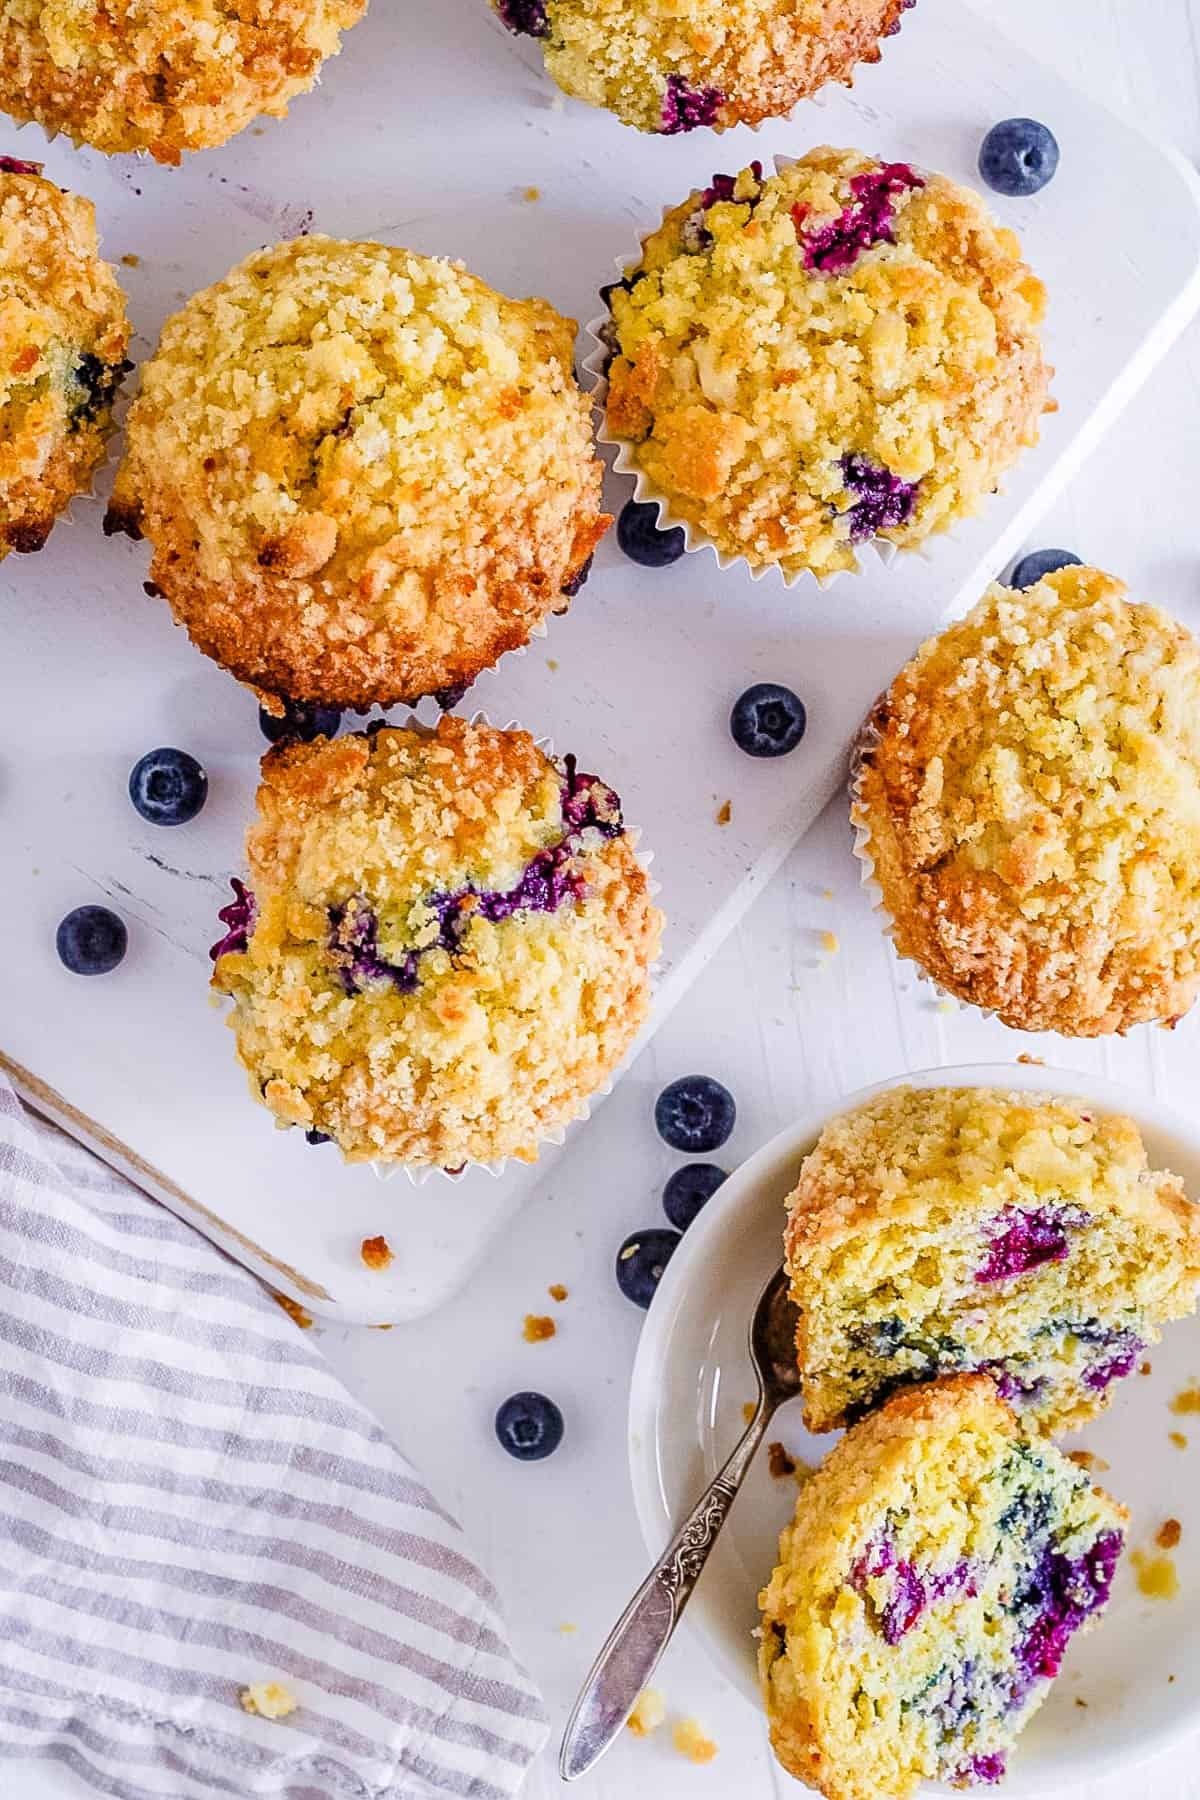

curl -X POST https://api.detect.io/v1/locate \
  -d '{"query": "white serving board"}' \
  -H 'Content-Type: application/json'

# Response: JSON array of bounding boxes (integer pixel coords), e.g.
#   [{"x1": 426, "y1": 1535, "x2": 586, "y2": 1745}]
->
[{"x1": 3, "y1": 0, "x2": 1200, "y2": 1322}]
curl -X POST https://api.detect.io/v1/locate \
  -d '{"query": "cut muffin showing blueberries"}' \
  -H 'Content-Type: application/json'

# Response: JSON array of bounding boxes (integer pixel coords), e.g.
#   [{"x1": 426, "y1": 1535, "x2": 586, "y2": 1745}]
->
[
  {"x1": 491, "y1": 0, "x2": 917, "y2": 136},
  {"x1": 784, "y1": 1086, "x2": 1200, "y2": 1436},
  {"x1": 0, "y1": 159, "x2": 130, "y2": 560},
  {"x1": 601, "y1": 148, "x2": 1050, "y2": 580},
  {"x1": 106, "y1": 236, "x2": 610, "y2": 712},
  {"x1": 758, "y1": 1375, "x2": 1126, "y2": 1800},
  {"x1": 210, "y1": 716, "x2": 662, "y2": 1169}
]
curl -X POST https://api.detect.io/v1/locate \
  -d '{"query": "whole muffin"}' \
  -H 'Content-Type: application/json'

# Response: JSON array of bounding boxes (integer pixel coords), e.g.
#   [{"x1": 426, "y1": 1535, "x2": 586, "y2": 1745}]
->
[
  {"x1": 0, "y1": 157, "x2": 129, "y2": 558},
  {"x1": 210, "y1": 717, "x2": 662, "y2": 1168},
  {"x1": 602, "y1": 148, "x2": 1049, "y2": 579},
  {"x1": 785, "y1": 1085, "x2": 1200, "y2": 1436},
  {"x1": 758, "y1": 1376, "x2": 1126, "y2": 1800},
  {"x1": 492, "y1": 0, "x2": 916, "y2": 135},
  {"x1": 854, "y1": 565, "x2": 1200, "y2": 1033},
  {"x1": 107, "y1": 237, "x2": 609, "y2": 711},
  {"x1": 0, "y1": 0, "x2": 365, "y2": 163}
]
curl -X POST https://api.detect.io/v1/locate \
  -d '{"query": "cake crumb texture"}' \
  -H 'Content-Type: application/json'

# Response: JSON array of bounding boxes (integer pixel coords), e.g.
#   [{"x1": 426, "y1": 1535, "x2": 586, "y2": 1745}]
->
[
  {"x1": 627, "y1": 1688, "x2": 666, "y2": 1736},
  {"x1": 240, "y1": 1681, "x2": 298, "y2": 1720},
  {"x1": 360, "y1": 1234, "x2": 393, "y2": 1270}
]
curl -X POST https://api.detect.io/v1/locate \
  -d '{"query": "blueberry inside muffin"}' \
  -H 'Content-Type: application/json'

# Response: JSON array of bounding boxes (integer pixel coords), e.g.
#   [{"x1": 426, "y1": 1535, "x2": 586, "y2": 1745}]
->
[
  {"x1": 210, "y1": 717, "x2": 662, "y2": 1168},
  {"x1": 785, "y1": 1086, "x2": 1200, "y2": 1435},
  {"x1": 758, "y1": 1376, "x2": 1126, "y2": 1800}
]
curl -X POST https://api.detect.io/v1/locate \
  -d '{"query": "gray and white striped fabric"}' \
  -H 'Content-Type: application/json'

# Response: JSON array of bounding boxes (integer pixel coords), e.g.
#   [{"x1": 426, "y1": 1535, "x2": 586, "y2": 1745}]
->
[{"x1": 0, "y1": 1076, "x2": 548, "y2": 1800}]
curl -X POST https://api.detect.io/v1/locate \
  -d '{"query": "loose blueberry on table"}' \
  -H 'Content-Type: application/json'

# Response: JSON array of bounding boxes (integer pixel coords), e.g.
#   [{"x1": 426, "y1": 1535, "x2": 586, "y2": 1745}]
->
[
  {"x1": 655, "y1": 1075, "x2": 736, "y2": 1153},
  {"x1": 56, "y1": 905, "x2": 127, "y2": 976},
  {"x1": 1010, "y1": 547, "x2": 1082, "y2": 589},
  {"x1": 662, "y1": 1163, "x2": 727, "y2": 1232},
  {"x1": 730, "y1": 684, "x2": 807, "y2": 759},
  {"x1": 978, "y1": 119, "x2": 1060, "y2": 197},
  {"x1": 258, "y1": 699, "x2": 343, "y2": 744},
  {"x1": 495, "y1": 1391, "x2": 564, "y2": 1461},
  {"x1": 615, "y1": 1229, "x2": 682, "y2": 1309},
  {"x1": 616, "y1": 498, "x2": 686, "y2": 569},
  {"x1": 128, "y1": 747, "x2": 208, "y2": 826}
]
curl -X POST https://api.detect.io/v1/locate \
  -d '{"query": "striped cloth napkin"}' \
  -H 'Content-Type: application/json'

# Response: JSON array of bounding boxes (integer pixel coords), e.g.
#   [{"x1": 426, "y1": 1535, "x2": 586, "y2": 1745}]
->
[{"x1": 0, "y1": 1076, "x2": 548, "y2": 1799}]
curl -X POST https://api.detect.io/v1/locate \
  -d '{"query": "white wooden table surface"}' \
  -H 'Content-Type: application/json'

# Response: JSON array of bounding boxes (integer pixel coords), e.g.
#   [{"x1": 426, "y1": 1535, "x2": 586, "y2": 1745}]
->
[{"x1": 21, "y1": 3, "x2": 1200, "y2": 1798}]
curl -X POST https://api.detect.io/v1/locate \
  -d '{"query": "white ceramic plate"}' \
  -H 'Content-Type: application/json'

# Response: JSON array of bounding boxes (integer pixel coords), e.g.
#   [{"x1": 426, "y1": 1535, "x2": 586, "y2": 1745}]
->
[{"x1": 628, "y1": 1063, "x2": 1200, "y2": 1794}]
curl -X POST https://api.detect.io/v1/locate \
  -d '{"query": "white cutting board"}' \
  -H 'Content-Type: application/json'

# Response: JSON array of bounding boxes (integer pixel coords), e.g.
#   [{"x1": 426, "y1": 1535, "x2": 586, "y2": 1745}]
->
[{"x1": 3, "y1": 0, "x2": 1200, "y2": 1321}]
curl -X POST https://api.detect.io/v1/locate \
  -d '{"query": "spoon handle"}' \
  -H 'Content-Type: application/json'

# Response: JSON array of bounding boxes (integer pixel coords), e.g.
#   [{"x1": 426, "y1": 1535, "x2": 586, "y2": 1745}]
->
[{"x1": 558, "y1": 1404, "x2": 770, "y2": 1782}]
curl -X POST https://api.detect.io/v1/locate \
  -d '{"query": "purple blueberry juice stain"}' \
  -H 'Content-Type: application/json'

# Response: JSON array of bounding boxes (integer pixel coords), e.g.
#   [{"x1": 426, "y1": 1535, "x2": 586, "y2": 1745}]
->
[
  {"x1": 793, "y1": 162, "x2": 924, "y2": 274},
  {"x1": 0, "y1": 155, "x2": 43, "y2": 175},
  {"x1": 1012, "y1": 1529, "x2": 1122, "y2": 1693},
  {"x1": 328, "y1": 897, "x2": 420, "y2": 994},
  {"x1": 659, "y1": 74, "x2": 725, "y2": 135},
  {"x1": 496, "y1": 0, "x2": 549, "y2": 37},
  {"x1": 975, "y1": 1204, "x2": 1091, "y2": 1284},
  {"x1": 1075, "y1": 1322, "x2": 1143, "y2": 1391},
  {"x1": 838, "y1": 454, "x2": 919, "y2": 541},
  {"x1": 851, "y1": 1533, "x2": 976, "y2": 1644},
  {"x1": 955, "y1": 1753, "x2": 1007, "y2": 1786},
  {"x1": 209, "y1": 879, "x2": 257, "y2": 960}
]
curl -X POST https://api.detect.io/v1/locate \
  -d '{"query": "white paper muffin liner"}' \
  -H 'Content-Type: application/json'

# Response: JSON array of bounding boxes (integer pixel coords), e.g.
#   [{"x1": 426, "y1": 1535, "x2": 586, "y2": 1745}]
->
[{"x1": 581, "y1": 151, "x2": 992, "y2": 593}]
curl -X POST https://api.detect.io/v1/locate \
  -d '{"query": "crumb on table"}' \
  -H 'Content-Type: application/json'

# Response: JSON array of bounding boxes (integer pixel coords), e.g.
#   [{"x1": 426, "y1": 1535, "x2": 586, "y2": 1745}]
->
[
  {"x1": 360, "y1": 1234, "x2": 394, "y2": 1271},
  {"x1": 935, "y1": 998, "x2": 956, "y2": 1014},
  {"x1": 548, "y1": 1283, "x2": 569, "y2": 1303},
  {"x1": 627, "y1": 1688, "x2": 666, "y2": 1737},
  {"x1": 821, "y1": 930, "x2": 839, "y2": 956},
  {"x1": 557, "y1": 1621, "x2": 577, "y2": 1635},
  {"x1": 1066, "y1": 1449, "x2": 1110, "y2": 1473},
  {"x1": 1074, "y1": 1697, "x2": 1088, "y2": 1709},
  {"x1": 523, "y1": 1313, "x2": 556, "y2": 1343},
  {"x1": 767, "y1": 1442, "x2": 796, "y2": 1480},
  {"x1": 240, "y1": 1681, "x2": 297, "y2": 1720},
  {"x1": 672, "y1": 1717, "x2": 718, "y2": 1763},
  {"x1": 1157, "y1": 1518, "x2": 1183, "y2": 1550},
  {"x1": 1170, "y1": 1382, "x2": 1200, "y2": 1413},
  {"x1": 121, "y1": 252, "x2": 140, "y2": 267},
  {"x1": 1016, "y1": 1053, "x2": 1045, "y2": 1065},
  {"x1": 715, "y1": 800, "x2": 732, "y2": 826},
  {"x1": 1169, "y1": 1430, "x2": 1189, "y2": 1449},
  {"x1": 272, "y1": 1292, "x2": 313, "y2": 1329},
  {"x1": 523, "y1": 185, "x2": 541, "y2": 203},
  {"x1": 1140, "y1": 1359, "x2": 1153, "y2": 1377},
  {"x1": 742, "y1": 1401, "x2": 757, "y2": 1426},
  {"x1": 1132, "y1": 1550, "x2": 1180, "y2": 1600}
]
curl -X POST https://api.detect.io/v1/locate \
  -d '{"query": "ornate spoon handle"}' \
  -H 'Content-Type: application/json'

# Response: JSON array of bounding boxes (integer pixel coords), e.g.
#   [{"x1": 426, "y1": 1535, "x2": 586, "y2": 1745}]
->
[{"x1": 558, "y1": 1403, "x2": 771, "y2": 1782}]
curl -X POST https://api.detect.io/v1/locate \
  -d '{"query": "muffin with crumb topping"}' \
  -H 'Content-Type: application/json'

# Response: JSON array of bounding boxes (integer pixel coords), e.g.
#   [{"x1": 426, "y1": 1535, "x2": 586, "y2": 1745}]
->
[
  {"x1": 758, "y1": 1375, "x2": 1126, "y2": 1800},
  {"x1": 0, "y1": 0, "x2": 365, "y2": 162},
  {"x1": 601, "y1": 148, "x2": 1049, "y2": 580},
  {"x1": 210, "y1": 716, "x2": 662, "y2": 1169},
  {"x1": 107, "y1": 236, "x2": 609, "y2": 712},
  {"x1": 0, "y1": 157, "x2": 130, "y2": 558},
  {"x1": 853, "y1": 565, "x2": 1200, "y2": 1034},
  {"x1": 785, "y1": 1084, "x2": 1200, "y2": 1436},
  {"x1": 492, "y1": 0, "x2": 916, "y2": 135}
]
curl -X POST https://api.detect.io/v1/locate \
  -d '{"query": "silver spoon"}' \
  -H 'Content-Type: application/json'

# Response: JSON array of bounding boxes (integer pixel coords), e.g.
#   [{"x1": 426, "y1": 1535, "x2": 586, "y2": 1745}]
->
[{"x1": 559, "y1": 1265, "x2": 801, "y2": 1781}]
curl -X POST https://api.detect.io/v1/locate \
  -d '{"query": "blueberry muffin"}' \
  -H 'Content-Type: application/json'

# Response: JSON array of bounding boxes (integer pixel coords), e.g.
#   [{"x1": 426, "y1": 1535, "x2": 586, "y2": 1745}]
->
[
  {"x1": 602, "y1": 148, "x2": 1049, "y2": 579},
  {"x1": 758, "y1": 1375, "x2": 1126, "y2": 1800},
  {"x1": 210, "y1": 717, "x2": 662, "y2": 1168},
  {"x1": 0, "y1": 157, "x2": 129, "y2": 558},
  {"x1": 492, "y1": 0, "x2": 916, "y2": 135},
  {"x1": 853, "y1": 566, "x2": 1200, "y2": 1033},
  {"x1": 0, "y1": 0, "x2": 364, "y2": 163},
  {"x1": 785, "y1": 1086, "x2": 1200, "y2": 1436},
  {"x1": 107, "y1": 237, "x2": 609, "y2": 712}
]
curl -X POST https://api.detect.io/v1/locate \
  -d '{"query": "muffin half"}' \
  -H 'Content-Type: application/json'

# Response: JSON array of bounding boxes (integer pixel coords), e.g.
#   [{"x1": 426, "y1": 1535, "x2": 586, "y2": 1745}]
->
[{"x1": 107, "y1": 236, "x2": 609, "y2": 711}]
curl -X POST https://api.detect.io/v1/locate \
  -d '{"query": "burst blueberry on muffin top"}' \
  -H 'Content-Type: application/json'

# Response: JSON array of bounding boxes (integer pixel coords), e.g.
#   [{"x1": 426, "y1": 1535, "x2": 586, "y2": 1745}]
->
[
  {"x1": 758, "y1": 1375, "x2": 1126, "y2": 1800},
  {"x1": 853, "y1": 565, "x2": 1200, "y2": 1033},
  {"x1": 210, "y1": 717, "x2": 662, "y2": 1168},
  {"x1": 0, "y1": 160, "x2": 130, "y2": 558},
  {"x1": 106, "y1": 236, "x2": 609, "y2": 712},
  {"x1": 0, "y1": 0, "x2": 365, "y2": 162},
  {"x1": 491, "y1": 0, "x2": 917, "y2": 134},
  {"x1": 784, "y1": 1086, "x2": 1200, "y2": 1436},
  {"x1": 603, "y1": 148, "x2": 1049, "y2": 579}
]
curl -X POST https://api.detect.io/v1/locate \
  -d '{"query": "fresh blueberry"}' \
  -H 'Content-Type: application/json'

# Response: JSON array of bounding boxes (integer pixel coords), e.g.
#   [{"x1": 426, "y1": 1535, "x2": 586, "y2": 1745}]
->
[
  {"x1": 655, "y1": 1075, "x2": 736, "y2": 1153},
  {"x1": 616, "y1": 1228, "x2": 683, "y2": 1308},
  {"x1": 730, "y1": 684, "x2": 807, "y2": 758},
  {"x1": 258, "y1": 700, "x2": 343, "y2": 744},
  {"x1": 978, "y1": 119, "x2": 1060, "y2": 197},
  {"x1": 663, "y1": 1163, "x2": 727, "y2": 1231},
  {"x1": 56, "y1": 905, "x2": 127, "y2": 975},
  {"x1": 1009, "y1": 548, "x2": 1082, "y2": 590},
  {"x1": 128, "y1": 747, "x2": 208, "y2": 826},
  {"x1": 617, "y1": 499, "x2": 686, "y2": 569},
  {"x1": 495, "y1": 1391, "x2": 564, "y2": 1461},
  {"x1": 304, "y1": 1129, "x2": 332, "y2": 1146}
]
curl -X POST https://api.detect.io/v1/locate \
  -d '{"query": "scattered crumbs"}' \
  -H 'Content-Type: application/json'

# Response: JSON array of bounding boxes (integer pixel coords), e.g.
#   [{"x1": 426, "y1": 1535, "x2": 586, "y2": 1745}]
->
[
  {"x1": 1169, "y1": 1430, "x2": 1189, "y2": 1450},
  {"x1": 523, "y1": 1313, "x2": 556, "y2": 1343},
  {"x1": 369, "y1": 1323, "x2": 393, "y2": 1331},
  {"x1": 672, "y1": 1718, "x2": 718, "y2": 1764},
  {"x1": 548, "y1": 1283, "x2": 569, "y2": 1303},
  {"x1": 273, "y1": 1292, "x2": 313, "y2": 1330},
  {"x1": 935, "y1": 998, "x2": 956, "y2": 1014},
  {"x1": 360, "y1": 1234, "x2": 394, "y2": 1271},
  {"x1": 1074, "y1": 1697, "x2": 1088, "y2": 1710},
  {"x1": 522, "y1": 185, "x2": 541, "y2": 203},
  {"x1": 1066, "y1": 1449, "x2": 1110, "y2": 1474},
  {"x1": 546, "y1": 657, "x2": 559, "y2": 671},
  {"x1": 715, "y1": 799, "x2": 732, "y2": 826},
  {"x1": 821, "y1": 930, "x2": 840, "y2": 956},
  {"x1": 557, "y1": 1622, "x2": 577, "y2": 1636},
  {"x1": 240, "y1": 1681, "x2": 297, "y2": 1720},
  {"x1": 1156, "y1": 1518, "x2": 1183, "y2": 1551},
  {"x1": 1169, "y1": 1674, "x2": 1177, "y2": 1683},
  {"x1": 1131, "y1": 1550, "x2": 1180, "y2": 1600},
  {"x1": 121, "y1": 252, "x2": 140, "y2": 267},
  {"x1": 767, "y1": 1442, "x2": 796, "y2": 1480},
  {"x1": 627, "y1": 1689, "x2": 666, "y2": 1737},
  {"x1": 821, "y1": 887, "x2": 834, "y2": 901},
  {"x1": 1016, "y1": 1052, "x2": 1045, "y2": 1065},
  {"x1": 742, "y1": 1401, "x2": 757, "y2": 1426},
  {"x1": 1170, "y1": 1383, "x2": 1200, "y2": 1414},
  {"x1": 1139, "y1": 1360, "x2": 1153, "y2": 1377}
]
